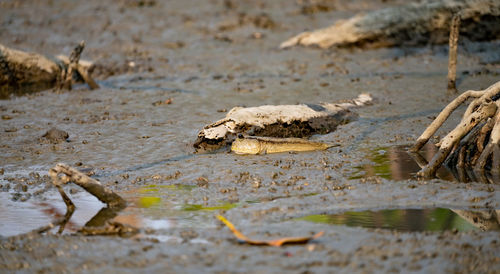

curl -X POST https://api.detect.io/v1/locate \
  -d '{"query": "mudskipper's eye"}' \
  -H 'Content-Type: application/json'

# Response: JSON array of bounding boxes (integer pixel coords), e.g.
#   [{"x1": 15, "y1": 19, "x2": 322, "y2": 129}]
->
[{"x1": 238, "y1": 134, "x2": 244, "y2": 139}]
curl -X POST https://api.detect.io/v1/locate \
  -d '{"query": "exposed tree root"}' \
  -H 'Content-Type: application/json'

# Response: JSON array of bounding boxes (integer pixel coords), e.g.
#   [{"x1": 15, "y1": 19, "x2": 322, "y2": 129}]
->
[
  {"x1": 0, "y1": 41, "x2": 98, "y2": 98},
  {"x1": 412, "y1": 81, "x2": 500, "y2": 178},
  {"x1": 280, "y1": 0, "x2": 500, "y2": 49}
]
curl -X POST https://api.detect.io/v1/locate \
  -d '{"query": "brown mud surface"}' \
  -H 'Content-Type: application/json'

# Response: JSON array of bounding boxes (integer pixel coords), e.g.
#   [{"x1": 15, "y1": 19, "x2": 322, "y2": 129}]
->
[{"x1": 1, "y1": 0, "x2": 500, "y2": 273}]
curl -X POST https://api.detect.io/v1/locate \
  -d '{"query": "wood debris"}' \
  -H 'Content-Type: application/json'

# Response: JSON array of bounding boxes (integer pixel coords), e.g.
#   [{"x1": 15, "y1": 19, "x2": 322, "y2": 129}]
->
[
  {"x1": 0, "y1": 41, "x2": 98, "y2": 98},
  {"x1": 280, "y1": 0, "x2": 500, "y2": 49},
  {"x1": 194, "y1": 93, "x2": 372, "y2": 152}
]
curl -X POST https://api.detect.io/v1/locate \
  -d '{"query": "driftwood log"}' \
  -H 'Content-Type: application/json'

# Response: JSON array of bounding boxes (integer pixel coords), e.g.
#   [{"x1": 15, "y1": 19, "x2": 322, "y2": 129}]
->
[
  {"x1": 280, "y1": 0, "x2": 500, "y2": 49},
  {"x1": 194, "y1": 93, "x2": 372, "y2": 152},
  {"x1": 412, "y1": 81, "x2": 500, "y2": 177},
  {"x1": 0, "y1": 42, "x2": 98, "y2": 98}
]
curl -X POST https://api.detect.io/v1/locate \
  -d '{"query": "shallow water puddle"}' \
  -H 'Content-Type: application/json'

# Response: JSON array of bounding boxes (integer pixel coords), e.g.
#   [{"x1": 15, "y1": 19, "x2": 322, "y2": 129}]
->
[
  {"x1": 296, "y1": 208, "x2": 500, "y2": 232},
  {"x1": 349, "y1": 144, "x2": 456, "y2": 181},
  {"x1": 0, "y1": 183, "x2": 224, "y2": 237},
  {"x1": 0, "y1": 191, "x2": 104, "y2": 237}
]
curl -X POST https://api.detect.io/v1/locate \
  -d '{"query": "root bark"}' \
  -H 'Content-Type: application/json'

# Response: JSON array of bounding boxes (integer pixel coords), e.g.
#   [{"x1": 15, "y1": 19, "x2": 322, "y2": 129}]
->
[{"x1": 413, "y1": 81, "x2": 500, "y2": 178}]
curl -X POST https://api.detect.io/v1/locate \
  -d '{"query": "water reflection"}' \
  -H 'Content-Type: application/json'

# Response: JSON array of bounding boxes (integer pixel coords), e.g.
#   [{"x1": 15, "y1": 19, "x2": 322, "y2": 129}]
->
[
  {"x1": 350, "y1": 144, "x2": 497, "y2": 183},
  {"x1": 296, "y1": 208, "x2": 500, "y2": 232}
]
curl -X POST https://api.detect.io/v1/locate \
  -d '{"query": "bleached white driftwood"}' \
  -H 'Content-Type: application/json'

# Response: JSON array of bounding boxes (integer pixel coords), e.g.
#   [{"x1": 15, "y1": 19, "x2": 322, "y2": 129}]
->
[
  {"x1": 280, "y1": 0, "x2": 500, "y2": 49},
  {"x1": 194, "y1": 93, "x2": 372, "y2": 151}
]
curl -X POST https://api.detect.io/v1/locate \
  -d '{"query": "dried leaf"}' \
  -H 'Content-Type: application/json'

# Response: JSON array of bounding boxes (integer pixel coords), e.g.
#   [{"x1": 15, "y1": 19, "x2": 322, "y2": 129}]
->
[{"x1": 216, "y1": 215, "x2": 324, "y2": 246}]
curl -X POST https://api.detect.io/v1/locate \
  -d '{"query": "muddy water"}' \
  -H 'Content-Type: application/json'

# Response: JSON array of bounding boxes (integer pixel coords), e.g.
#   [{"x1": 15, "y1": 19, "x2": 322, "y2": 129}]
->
[{"x1": 1, "y1": 0, "x2": 500, "y2": 272}]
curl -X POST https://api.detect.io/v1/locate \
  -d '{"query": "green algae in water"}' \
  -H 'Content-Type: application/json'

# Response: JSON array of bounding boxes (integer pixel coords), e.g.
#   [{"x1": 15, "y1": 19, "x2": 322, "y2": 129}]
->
[
  {"x1": 296, "y1": 208, "x2": 491, "y2": 232},
  {"x1": 138, "y1": 196, "x2": 162, "y2": 208}
]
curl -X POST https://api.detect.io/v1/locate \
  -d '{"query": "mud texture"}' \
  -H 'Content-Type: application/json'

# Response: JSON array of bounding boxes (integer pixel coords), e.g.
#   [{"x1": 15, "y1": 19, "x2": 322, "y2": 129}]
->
[{"x1": 1, "y1": 0, "x2": 500, "y2": 273}]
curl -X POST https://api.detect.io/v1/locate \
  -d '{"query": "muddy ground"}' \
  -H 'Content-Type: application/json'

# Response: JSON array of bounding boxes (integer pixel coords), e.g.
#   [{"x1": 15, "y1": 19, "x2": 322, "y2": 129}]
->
[{"x1": 1, "y1": 0, "x2": 500, "y2": 273}]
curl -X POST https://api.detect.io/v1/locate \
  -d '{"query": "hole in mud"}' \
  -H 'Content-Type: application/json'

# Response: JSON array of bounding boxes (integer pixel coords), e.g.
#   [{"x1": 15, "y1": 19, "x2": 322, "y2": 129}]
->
[
  {"x1": 349, "y1": 144, "x2": 492, "y2": 183},
  {"x1": 296, "y1": 208, "x2": 500, "y2": 232}
]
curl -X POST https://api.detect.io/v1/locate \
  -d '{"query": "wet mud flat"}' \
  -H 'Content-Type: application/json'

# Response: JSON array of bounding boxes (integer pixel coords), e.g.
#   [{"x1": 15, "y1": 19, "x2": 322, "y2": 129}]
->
[{"x1": 1, "y1": 0, "x2": 500, "y2": 273}]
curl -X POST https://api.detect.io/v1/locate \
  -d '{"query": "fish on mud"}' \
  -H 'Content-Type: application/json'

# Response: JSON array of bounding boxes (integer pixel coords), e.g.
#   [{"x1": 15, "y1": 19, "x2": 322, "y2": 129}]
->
[
  {"x1": 194, "y1": 93, "x2": 373, "y2": 152},
  {"x1": 231, "y1": 135, "x2": 337, "y2": 155}
]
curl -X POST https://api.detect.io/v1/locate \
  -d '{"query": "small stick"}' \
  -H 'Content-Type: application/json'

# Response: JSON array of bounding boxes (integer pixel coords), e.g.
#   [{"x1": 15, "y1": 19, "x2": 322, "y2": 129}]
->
[
  {"x1": 60, "y1": 41, "x2": 85, "y2": 90},
  {"x1": 76, "y1": 64, "x2": 99, "y2": 89},
  {"x1": 447, "y1": 14, "x2": 460, "y2": 94}
]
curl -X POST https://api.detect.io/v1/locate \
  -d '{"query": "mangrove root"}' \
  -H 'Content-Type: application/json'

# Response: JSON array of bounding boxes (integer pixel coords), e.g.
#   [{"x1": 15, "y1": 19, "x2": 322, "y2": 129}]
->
[
  {"x1": 0, "y1": 41, "x2": 98, "y2": 98},
  {"x1": 412, "y1": 81, "x2": 500, "y2": 178},
  {"x1": 194, "y1": 93, "x2": 372, "y2": 152},
  {"x1": 280, "y1": 0, "x2": 500, "y2": 49}
]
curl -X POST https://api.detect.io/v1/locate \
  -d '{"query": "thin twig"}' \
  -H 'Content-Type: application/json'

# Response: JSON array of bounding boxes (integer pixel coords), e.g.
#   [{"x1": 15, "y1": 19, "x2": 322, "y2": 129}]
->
[{"x1": 447, "y1": 14, "x2": 460, "y2": 94}]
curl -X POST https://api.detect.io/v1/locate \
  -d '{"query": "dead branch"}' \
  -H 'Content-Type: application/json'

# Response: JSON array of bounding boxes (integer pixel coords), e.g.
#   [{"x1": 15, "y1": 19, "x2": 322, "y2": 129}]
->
[
  {"x1": 49, "y1": 163, "x2": 126, "y2": 208},
  {"x1": 281, "y1": 0, "x2": 500, "y2": 49},
  {"x1": 60, "y1": 41, "x2": 85, "y2": 90}
]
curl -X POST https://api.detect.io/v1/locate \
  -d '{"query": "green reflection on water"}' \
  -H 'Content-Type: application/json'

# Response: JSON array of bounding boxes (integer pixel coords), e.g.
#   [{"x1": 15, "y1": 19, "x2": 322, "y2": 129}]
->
[
  {"x1": 296, "y1": 208, "x2": 478, "y2": 232},
  {"x1": 182, "y1": 202, "x2": 238, "y2": 212},
  {"x1": 349, "y1": 147, "x2": 393, "y2": 180},
  {"x1": 139, "y1": 184, "x2": 197, "y2": 193}
]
